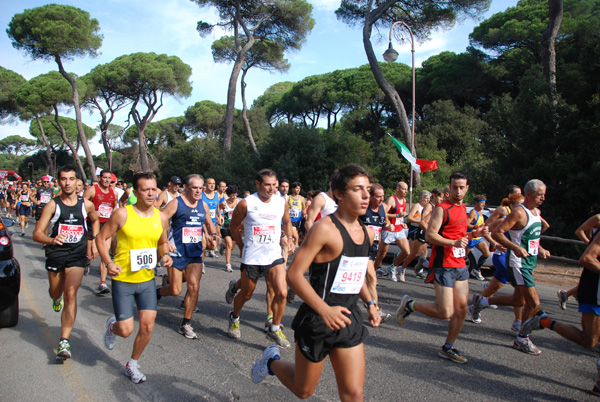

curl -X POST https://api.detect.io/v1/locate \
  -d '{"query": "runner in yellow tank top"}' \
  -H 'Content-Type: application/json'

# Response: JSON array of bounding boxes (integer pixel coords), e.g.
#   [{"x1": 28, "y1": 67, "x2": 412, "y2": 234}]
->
[{"x1": 96, "y1": 172, "x2": 173, "y2": 384}]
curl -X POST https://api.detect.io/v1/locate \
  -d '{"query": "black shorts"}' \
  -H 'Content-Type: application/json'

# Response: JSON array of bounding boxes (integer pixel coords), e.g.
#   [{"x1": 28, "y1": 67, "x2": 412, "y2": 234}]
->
[
  {"x1": 368, "y1": 241, "x2": 380, "y2": 261},
  {"x1": 46, "y1": 255, "x2": 88, "y2": 272},
  {"x1": 220, "y1": 227, "x2": 232, "y2": 238},
  {"x1": 292, "y1": 305, "x2": 368, "y2": 363},
  {"x1": 19, "y1": 204, "x2": 32, "y2": 217},
  {"x1": 241, "y1": 258, "x2": 285, "y2": 280},
  {"x1": 415, "y1": 228, "x2": 426, "y2": 244},
  {"x1": 407, "y1": 226, "x2": 420, "y2": 241},
  {"x1": 291, "y1": 220, "x2": 302, "y2": 229}
]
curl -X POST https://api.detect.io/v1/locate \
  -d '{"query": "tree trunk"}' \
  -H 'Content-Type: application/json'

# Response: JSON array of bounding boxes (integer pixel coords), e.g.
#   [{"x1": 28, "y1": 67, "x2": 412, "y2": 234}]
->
[
  {"x1": 541, "y1": 0, "x2": 563, "y2": 103},
  {"x1": 55, "y1": 56, "x2": 96, "y2": 181},
  {"x1": 94, "y1": 100, "x2": 113, "y2": 171},
  {"x1": 52, "y1": 106, "x2": 86, "y2": 181},
  {"x1": 240, "y1": 69, "x2": 259, "y2": 155},
  {"x1": 35, "y1": 116, "x2": 54, "y2": 177}
]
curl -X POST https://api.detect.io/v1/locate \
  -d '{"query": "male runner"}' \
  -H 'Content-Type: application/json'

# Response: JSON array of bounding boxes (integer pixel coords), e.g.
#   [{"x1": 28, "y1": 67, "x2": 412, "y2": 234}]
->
[
  {"x1": 98, "y1": 172, "x2": 172, "y2": 383},
  {"x1": 397, "y1": 172, "x2": 487, "y2": 364},
  {"x1": 226, "y1": 169, "x2": 295, "y2": 347},
  {"x1": 84, "y1": 170, "x2": 118, "y2": 295},
  {"x1": 35, "y1": 175, "x2": 54, "y2": 220},
  {"x1": 202, "y1": 177, "x2": 224, "y2": 258},
  {"x1": 359, "y1": 183, "x2": 392, "y2": 323},
  {"x1": 466, "y1": 195, "x2": 491, "y2": 281},
  {"x1": 32, "y1": 166, "x2": 100, "y2": 361},
  {"x1": 158, "y1": 174, "x2": 217, "y2": 339},
  {"x1": 278, "y1": 179, "x2": 290, "y2": 201},
  {"x1": 288, "y1": 182, "x2": 305, "y2": 248},
  {"x1": 304, "y1": 186, "x2": 337, "y2": 232},
  {"x1": 155, "y1": 176, "x2": 181, "y2": 209},
  {"x1": 16, "y1": 182, "x2": 34, "y2": 236},
  {"x1": 380, "y1": 181, "x2": 410, "y2": 282},
  {"x1": 400, "y1": 190, "x2": 431, "y2": 280},
  {"x1": 483, "y1": 179, "x2": 550, "y2": 355}
]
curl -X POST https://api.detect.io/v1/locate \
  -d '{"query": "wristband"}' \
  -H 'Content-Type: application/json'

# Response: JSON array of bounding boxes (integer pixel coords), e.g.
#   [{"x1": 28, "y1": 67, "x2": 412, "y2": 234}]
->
[{"x1": 364, "y1": 299, "x2": 377, "y2": 309}]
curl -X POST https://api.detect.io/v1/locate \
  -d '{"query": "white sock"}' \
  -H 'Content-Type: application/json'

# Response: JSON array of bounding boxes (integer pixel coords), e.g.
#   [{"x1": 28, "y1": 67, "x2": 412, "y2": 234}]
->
[
  {"x1": 270, "y1": 324, "x2": 281, "y2": 333},
  {"x1": 128, "y1": 358, "x2": 138, "y2": 367}
]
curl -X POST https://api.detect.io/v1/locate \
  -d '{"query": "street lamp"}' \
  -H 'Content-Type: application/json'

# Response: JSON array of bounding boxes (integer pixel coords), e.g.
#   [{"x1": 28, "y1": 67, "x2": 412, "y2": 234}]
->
[
  {"x1": 27, "y1": 162, "x2": 34, "y2": 180},
  {"x1": 50, "y1": 152, "x2": 56, "y2": 177},
  {"x1": 384, "y1": 21, "x2": 416, "y2": 209}
]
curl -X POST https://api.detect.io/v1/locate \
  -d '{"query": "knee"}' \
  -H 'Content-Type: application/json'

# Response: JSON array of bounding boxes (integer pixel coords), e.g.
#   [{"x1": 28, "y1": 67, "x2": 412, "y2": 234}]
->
[
  {"x1": 166, "y1": 284, "x2": 182, "y2": 297},
  {"x1": 338, "y1": 387, "x2": 363, "y2": 401},
  {"x1": 294, "y1": 385, "x2": 317, "y2": 400},
  {"x1": 139, "y1": 322, "x2": 155, "y2": 336},
  {"x1": 274, "y1": 287, "x2": 287, "y2": 301},
  {"x1": 117, "y1": 323, "x2": 134, "y2": 338},
  {"x1": 186, "y1": 282, "x2": 199, "y2": 295},
  {"x1": 63, "y1": 287, "x2": 78, "y2": 303}
]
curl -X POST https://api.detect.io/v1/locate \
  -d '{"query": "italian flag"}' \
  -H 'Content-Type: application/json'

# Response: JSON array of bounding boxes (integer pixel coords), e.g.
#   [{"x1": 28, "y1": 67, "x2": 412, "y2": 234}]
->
[{"x1": 387, "y1": 133, "x2": 438, "y2": 173}]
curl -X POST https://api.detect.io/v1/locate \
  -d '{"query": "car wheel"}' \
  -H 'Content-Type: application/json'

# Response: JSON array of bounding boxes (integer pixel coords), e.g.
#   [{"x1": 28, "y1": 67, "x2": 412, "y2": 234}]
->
[
  {"x1": 0, "y1": 297, "x2": 18, "y2": 328},
  {"x1": 465, "y1": 252, "x2": 476, "y2": 272}
]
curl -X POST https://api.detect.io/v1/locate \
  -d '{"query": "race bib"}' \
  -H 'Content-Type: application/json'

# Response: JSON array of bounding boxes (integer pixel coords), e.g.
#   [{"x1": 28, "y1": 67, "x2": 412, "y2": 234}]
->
[
  {"x1": 368, "y1": 225, "x2": 382, "y2": 241},
  {"x1": 19, "y1": 195, "x2": 29, "y2": 202},
  {"x1": 40, "y1": 195, "x2": 51, "y2": 203},
  {"x1": 130, "y1": 248, "x2": 157, "y2": 272},
  {"x1": 182, "y1": 227, "x2": 202, "y2": 244},
  {"x1": 528, "y1": 239, "x2": 540, "y2": 256},
  {"x1": 253, "y1": 225, "x2": 275, "y2": 244},
  {"x1": 227, "y1": 211, "x2": 233, "y2": 219},
  {"x1": 452, "y1": 247, "x2": 466, "y2": 258},
  {"x1": 290, "y1": 208, "x2": 301, "y2": 219},
  {"x1": 331, "y1": 256, "x2": 369, "y2": 294},
  {"x1": 58, "y1": 224, "x2": 84, "y2": 243},
  {"x1": 394, "y1": 217, "x2": 404, "y2": 226},
  {"x1": 210, "y1": 209, "x2": 216, "y2": 220},
  {"x1": 98, "y1": 203, "x2": 113, "y2": 219}
]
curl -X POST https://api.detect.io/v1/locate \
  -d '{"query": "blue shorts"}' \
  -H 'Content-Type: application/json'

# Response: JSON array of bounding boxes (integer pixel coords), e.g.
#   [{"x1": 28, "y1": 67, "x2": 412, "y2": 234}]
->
[
  {"x1": 19, "y1": 204, "x2": 31, "y2": 217},
  {"x1": 467, "y1": 238, "x2": 484, "y2": 249},
  {"x1": 368, "y1": 241, "x2": 379, "y2": 261},
  {"x1": 579, "y1": 304, "x2": 600, "y2": 316},
  {"x1": 429, "y1": 266, "x2": 468, "y2": 288},
  {"x1": 171, "y1": 254, "x2": 203, "y2": 270},
  {"x1": 492, "y1": 252, "x2": 509, "y2": 285},
  {"x1": 111, "y1": 279, "x2": 157, "y2": 321}
]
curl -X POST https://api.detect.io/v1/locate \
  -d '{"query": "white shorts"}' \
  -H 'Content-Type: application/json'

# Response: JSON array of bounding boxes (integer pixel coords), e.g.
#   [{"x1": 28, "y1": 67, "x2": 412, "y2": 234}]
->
[{"x1": 381, "y1": 230, "x2": 407, "y2": 244}]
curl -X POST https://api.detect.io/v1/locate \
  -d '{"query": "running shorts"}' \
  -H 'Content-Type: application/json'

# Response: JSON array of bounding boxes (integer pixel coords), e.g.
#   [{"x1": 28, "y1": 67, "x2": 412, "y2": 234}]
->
[
  {"x1": 241, "y1": 258, "x2": 285, "y2": 280},
  {"x1": 112, "y1": 279, "x2": 157, "y2": 321}
]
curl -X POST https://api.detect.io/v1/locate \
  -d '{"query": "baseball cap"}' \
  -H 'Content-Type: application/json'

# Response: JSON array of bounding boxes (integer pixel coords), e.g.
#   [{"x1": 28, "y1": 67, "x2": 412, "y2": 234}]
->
[
  {"x1": 170, "y1": 176, "x2": 182, "y2": 185},
  {"x1": 111, "y1": 173, "x2": 117, "y2": 183},
  {"x1": 42, "y1": 175, "x2": 50, "y2": 181}
]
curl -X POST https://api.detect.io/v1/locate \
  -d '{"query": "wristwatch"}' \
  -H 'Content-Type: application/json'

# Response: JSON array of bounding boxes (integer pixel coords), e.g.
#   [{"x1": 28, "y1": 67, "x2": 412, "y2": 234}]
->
[{"x1": 364, "y1": 299, "x2": 377, "y2": 309}]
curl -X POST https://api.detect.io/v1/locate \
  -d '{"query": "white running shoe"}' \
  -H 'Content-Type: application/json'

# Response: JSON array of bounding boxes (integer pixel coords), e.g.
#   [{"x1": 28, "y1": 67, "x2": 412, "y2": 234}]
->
[
  {"x1": 251, "y1": 345, "x2": 280, "y2": 384},
  {"x1": 389, "y1": 266, "x2": 398, "y2": 282},
  {"x1": 179, "y1": 323, "x2": 199, "y2": 339},
  {"x1": 225, "y1": 264, "x2": 233, "y2": 272},
  {"x1": 557, "y1": 290, "x2": 568, "y2": 310},
  {"x1": 103, "y1": 317, "x2": 117, "y2": 350},
  {"x1": 125, "y1": 361, "x2": 147, "y2": 383}
]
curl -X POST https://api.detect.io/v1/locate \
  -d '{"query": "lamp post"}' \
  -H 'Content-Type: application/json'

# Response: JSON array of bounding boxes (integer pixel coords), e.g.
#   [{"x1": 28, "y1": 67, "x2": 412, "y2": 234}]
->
[
  {"x1": 50, "y1": 152, "x2": 56, "y2": 177},
  {"x1": 383, "y1": 21, "x2": 416, "y2": 210},
  {"x1": 27, "y1": 162, "x2": 34, "y2": 181}
]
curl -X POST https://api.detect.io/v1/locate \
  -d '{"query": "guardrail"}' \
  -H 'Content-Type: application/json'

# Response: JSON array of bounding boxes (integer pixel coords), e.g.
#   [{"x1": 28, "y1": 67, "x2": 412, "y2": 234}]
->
[{"x1": 541, "y1": 235, "x2": 584, "y2": 265}]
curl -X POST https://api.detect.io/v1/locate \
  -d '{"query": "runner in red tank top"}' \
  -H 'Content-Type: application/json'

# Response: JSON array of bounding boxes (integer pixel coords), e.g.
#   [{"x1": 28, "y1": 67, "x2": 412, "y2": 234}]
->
[
  {"x1": 84, "y1": 170, "x2": 118, "y2": 295},
  {"x1": 396, "y1": 172, "x2": 487, "y2": 365}
]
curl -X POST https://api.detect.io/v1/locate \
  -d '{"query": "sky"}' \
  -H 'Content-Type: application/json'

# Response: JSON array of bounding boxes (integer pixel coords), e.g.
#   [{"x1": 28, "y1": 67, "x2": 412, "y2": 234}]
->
[{"x1": 0, "y1": 0, "x2": 519, "y2": 155}]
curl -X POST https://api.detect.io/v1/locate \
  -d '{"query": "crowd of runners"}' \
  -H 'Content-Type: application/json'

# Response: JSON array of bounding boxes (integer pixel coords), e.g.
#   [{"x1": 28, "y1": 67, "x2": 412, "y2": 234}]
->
[{"x1": 6, "y1": 164, "x2": 600, "y2": 399}]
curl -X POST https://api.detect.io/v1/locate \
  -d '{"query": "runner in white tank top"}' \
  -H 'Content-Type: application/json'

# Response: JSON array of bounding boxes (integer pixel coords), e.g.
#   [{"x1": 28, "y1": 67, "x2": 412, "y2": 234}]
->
[{"x1": 226, "y1": 169, "x2": 295, "y2": 348}]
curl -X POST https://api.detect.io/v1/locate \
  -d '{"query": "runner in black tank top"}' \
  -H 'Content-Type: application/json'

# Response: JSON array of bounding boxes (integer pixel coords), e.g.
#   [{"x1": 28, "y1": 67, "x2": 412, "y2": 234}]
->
[{"x1": 250, "y1": 164, "x2": 380, "y2": 400}]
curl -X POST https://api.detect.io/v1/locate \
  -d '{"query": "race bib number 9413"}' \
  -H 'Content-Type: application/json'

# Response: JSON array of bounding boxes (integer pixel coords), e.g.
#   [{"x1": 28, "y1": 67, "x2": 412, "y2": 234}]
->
[
  {"x1": 130, "y1": 248, "x2": 157, "y2": 272},
  {"x1": 330, "y1": 256, "x2": 369, "y2": 294}
]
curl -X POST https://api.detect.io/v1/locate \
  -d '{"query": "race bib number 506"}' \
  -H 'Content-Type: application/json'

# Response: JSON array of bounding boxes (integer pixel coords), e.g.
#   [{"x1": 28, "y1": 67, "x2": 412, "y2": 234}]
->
[{"x1": 130, "y1": 248, "x2": 157, "y2": 272}]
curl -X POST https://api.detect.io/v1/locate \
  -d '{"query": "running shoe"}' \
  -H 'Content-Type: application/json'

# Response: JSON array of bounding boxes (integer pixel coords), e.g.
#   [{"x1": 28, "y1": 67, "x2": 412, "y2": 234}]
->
[
  {"x1": 179, "y1": 323, "x2": 199, "y2": 339},
  {"x1": 557, "y1": 290, "x2": 568, "y2": 310},
  {"x1": 225, "y1": 264, "x2": 233, "y2": 272},
  {"x1": 179, "y1": 300, "x2": 200, "y2": 313},
  {"x1": 103, "y1": 316, "x2": 117, "y2": 350},
  {"x1": 228, "y1": 312, "x2": 241, "y2": 339},
  {"x1": 56, "y1": 339, "x2": 71, "y2": 361},
  {"x1": 376, "y1": 268, "x2": 388, "y2": 278},
  {"x1": 287, "y1": 289, "x2": 296, "y2": 304},
  {"x1": 21, "y1": 232, "x2": 25, "y2": 236},
  {"x1": 225, "y1": 279, "x2": 238, "y2": 304},
  {"x1": 470, "y1": 269, "x2": 485, "y2": 281},
  {"x1": 52, "y1": 297, "x2": 63, "y2": 313},
  {"x1": 97, "y1": 282, "x2": 110, "y2": 295},
  {"x1": 415, "y1": 269, "x2": 427, "y2": 280},
  {"x1": 511, "y1": 320, "x2": 522, "y2": 332},
  {"x1": 472, "y1": 294, "x2": 485, "y2": 316},
  {"x1": 264, "y1": 318, "x2": 273, "y2": 333},
  {"x1": 512, "y1": 337, "x2": 542, "y2": 355},
  {"x1": 251, "y1": 345, "x2": 280, "y2": 384},
  {"x1": 266, "y1": 328, "x2": 291, "y2": 348},
  {"x1": 125, "y1": 361, "x2": 147, "y2": 384},
  {"x1": 468, "y1": 304, "x2": 482, "y2": 324},
  {"x1": 398, "y1": 268, "x2": 406, "y2": 282},
  {"x1": 438, "y1": 347, "x2": 467, "y2": 364},
  {"x1": 388, "y1": 266, "x2": 398, "y2": 282},
  {"x1": 521, "y1": 308, "x2": 547, "y2": 335},
  {"x1": 378, "y1": 310, "x2": 392, "y2": 323},
  {"x1": 413, "y1": 257, "x2": 424, "y2": 274},
  {"x1": 396, "y1": 295, "x2": 412, "y2": 325},
  {"x1": 481, "y1": 281, "x2": 489, "y2": 290}
]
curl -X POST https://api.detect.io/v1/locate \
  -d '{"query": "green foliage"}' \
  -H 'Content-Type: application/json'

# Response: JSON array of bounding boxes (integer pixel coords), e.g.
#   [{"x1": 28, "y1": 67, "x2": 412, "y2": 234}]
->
[
  {"x1": 0, "y1": 135, "x2": 38, "y2": 159},
  {"x1": 29, "y1": 114, "x2": 95, "y2": 150},
  {"x1": 184, "y1": 100, "x2": 227, "y2": 138},
  {"x1": 0, "y1": 66, "x2": 27, "y2": 119},
  {"x1": 7, "y1": 4, "x2": 102, "y2": 62}
]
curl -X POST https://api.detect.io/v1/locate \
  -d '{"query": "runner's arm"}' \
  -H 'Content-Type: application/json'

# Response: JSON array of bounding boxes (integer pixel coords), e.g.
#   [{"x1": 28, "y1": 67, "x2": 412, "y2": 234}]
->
[
  {"x1": 159, "y1": 212, "x2": 173, "y2": 268},
  {"x1": 229, "y1": 199, "x2": 247, "y2": 250},
  {"x1": 282, "y1": 201, "x2": 295, "y2": 253},
  {"x1": 85, "y1": 200, "x2": 100, "y2": 260},
  {"x1": 96, "y1": 208, "x2": 126, "y2": 277},
  {"x1": 32, "y1": 200, "x2": 63, "y2": 245},
  {"x1": 492, "y1": 208, "x2": 528, "y2": 257},
  {"x1": 154, "y1": 191, "x2": 167, "y2": 208},
  {"x1": 405, "y1": 203, "x2": 421, "y2": 224},
  {"x1": 575, "y1": 214, "x2": 600, "y2": 245},
  {"x1": 304, "y1": 194, "x2": 325, "y2": 232},
  {"x1": 203, "y1": 200, "x2": 219, "y2": 249},
  {"x1": 425, "y1": 206, "x2": 467, "y2": 249},
  {"x1": 580, "y1": 233, "x2": 600, "y2": 275}
]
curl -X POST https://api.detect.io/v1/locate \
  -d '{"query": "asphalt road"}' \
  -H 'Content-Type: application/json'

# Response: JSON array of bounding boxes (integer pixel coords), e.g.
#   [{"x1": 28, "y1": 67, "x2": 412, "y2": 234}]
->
[{"x1": 1, "y1": 224, "x2": 599, "y2": 401}]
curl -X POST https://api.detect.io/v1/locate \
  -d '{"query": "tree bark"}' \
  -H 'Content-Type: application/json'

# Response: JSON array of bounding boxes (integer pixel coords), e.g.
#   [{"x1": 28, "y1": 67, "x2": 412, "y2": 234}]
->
[
  {"x1": 52, "y1": 106, "x2": 86, "y2": 181},
  {"x1": 55, "y1": 56, "x2": 96, "y2": 181},
  {"x1": 35, "y1": 116, "x2": 54, "y2": 177},
  {"x1": 541, "y1": 0, "x2": 563, "y2": 101},
  {"x1": 240, "y1": 68, "x2": 259, "y2": 154},
  {"x1": 94, "y1": 100, "x2": 114, "y2": 171}
]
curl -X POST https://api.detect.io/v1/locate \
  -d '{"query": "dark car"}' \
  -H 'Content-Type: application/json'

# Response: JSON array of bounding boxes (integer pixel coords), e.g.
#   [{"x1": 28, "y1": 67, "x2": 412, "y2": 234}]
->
[{"x1": 0, "y1": 217, "x2": 20, "y2": 328}]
